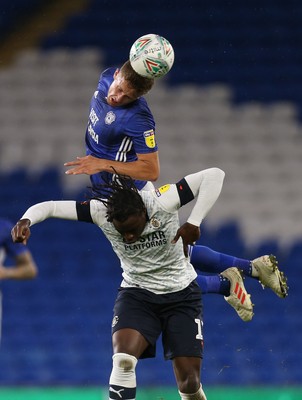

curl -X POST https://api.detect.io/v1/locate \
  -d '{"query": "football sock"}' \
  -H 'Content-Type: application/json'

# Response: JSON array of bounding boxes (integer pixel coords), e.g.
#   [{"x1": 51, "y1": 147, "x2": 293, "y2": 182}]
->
[
  {"x1": 196, "y1": 274, "x2": 230, "y2": 296},
  {"x1": 109, "y1": 385, "x2": 136, "y2": 400},
  {"x1": 109, "y1": 353, "x2": 137, "y2": 400},
  {"x1": 179, "y1": 384, "x2": 207, "y2": 399},
  {"x1": 190, "y1": 245, "x2": 252, "y2": 276}
]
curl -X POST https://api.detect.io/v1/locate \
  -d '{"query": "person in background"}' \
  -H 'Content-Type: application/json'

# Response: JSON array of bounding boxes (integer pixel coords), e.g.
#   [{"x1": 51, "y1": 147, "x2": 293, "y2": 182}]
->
[{"x1": 0, "y1": 217, "x2": 38, "y2": 341}]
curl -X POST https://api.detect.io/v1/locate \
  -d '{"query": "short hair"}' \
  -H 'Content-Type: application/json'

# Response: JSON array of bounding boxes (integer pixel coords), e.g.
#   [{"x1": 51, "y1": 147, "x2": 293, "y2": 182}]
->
[
  {"x1": 92, "y1": 174, "x2": 146, "y2": 223},
  {"x1": 120, "y1": 60, "x2": 155, "y2": 97}
]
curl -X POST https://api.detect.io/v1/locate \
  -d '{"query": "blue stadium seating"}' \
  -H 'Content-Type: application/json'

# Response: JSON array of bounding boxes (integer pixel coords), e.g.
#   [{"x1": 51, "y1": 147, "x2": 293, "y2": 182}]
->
[
  {"x1": 1, "y1": 0, "x2": 301, "y2": 388},
  {"x1": 0, "y1": 0, "x2": 43, "y2": 37}
]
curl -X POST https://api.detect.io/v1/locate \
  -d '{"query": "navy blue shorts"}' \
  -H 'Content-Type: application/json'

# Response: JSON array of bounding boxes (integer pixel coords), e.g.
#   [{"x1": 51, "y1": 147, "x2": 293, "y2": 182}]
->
[{"x1": 111, "y1": 280, "x2": 203, "y2": 360}]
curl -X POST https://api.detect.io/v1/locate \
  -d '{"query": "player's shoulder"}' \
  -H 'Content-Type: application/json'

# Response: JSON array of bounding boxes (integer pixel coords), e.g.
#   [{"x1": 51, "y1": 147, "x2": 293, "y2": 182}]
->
[
  {"x1": 126, "y1": 97, "x2": 154, "y2": 129},
  {"x1": 101, "y1": 67, "x2": 116, "y2": 79},
  {"x1": 141, "y1": 188, "x2": 169, "y2": 211},
  {"x1": 86, "y1": 199, "x2": 108, "y2": 225},
  {"x1": 132, "y1": 95, "x2": 151, "y2": 113},
  {"x1": 97, "y1": 67, "x2": 116, "y2": 91}
]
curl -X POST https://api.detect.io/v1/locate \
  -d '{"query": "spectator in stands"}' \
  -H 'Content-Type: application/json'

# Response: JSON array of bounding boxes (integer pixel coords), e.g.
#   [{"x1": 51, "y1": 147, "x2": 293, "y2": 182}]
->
[
  {"x1": 63, "y1": 60, "x2": 288, "y2": 320},
  {"x1": 0, "y1": 217, "x2": 38, "y2": 342}
]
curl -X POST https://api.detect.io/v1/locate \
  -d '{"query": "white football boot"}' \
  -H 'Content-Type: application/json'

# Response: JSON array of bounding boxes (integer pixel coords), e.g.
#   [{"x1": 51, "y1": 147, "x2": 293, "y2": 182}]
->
[
  {"x1": 221, "y1": 267, "x2": 254, "y2": 322},
  {"x1": 251, "y1": 255, "x2": 288, "y2": 298}
]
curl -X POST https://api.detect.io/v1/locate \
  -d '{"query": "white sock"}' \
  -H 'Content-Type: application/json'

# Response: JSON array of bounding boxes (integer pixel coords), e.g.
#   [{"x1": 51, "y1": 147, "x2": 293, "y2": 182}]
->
[
  {"x1": 179, "y1": 384, "x2": 207, "y2": 400},
  {"x1": 109, "y1": 353, "x2": 137, "y2": 400}
]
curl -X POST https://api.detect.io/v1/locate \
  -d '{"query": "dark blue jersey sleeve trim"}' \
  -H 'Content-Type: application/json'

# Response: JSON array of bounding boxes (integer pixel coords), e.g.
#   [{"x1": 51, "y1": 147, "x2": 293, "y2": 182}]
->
[
  {"x1": 76, "y1": 201, "x2": 93, "y2": 223},
  {"x1": 176, "y1": 178, "x2": 194, "y2": 206}
]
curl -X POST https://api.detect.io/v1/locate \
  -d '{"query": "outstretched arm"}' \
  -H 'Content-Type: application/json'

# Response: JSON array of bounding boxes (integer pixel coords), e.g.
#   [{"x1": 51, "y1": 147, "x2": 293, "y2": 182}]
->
[
  {"x1": 64, "y1": 152, "x2": 160, "y2": 181},
  {"x1": 11, "y1": 200, "x2": 106, "y2": 245},
  {"x1": 11, "y1": 201, "x2": 79, "y2": 244}
]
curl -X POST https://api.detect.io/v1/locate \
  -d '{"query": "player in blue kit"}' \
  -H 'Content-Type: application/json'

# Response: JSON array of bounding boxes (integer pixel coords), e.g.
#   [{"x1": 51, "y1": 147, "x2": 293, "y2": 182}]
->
[
  {"x1": 0, "y1": 218, "x2": 37, "y2": 342},
  {"x1": 78, "y1": 62, "x2": 158, "y2": 190},
  {"x1": 64, "y1": 60, "x2": 288, "y2": 320},
  {"x1": 12, "y1": 167, "x2": 226, "y2": 400}
]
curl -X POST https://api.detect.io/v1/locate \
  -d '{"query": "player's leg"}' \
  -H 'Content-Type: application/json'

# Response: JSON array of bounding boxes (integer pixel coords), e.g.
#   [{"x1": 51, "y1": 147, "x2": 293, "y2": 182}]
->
[
  {"x1": 173, "y1": 356, "x2": 206, "y2": 400},
  {"x1": 190, "y1": 245, "x2": 288, "y2": 297},
  {"x1": 189, "y1": 245, "x2": 252, "y2": 275},
  {"x1": 109, "y1": 329, "x2": 148, "y2": 400},
  {"x1": 162, "y1": 281, "x2": 205, "y2": 399},
  {"x1": 190, "y1": 247, "x2": 253, "y2": 319},
  {"x1": 196, "y1": 268, "x2": 253, "y2": 322},
  {"x1": 109, "y1": 288, "x2": 161, "y2": 400}
]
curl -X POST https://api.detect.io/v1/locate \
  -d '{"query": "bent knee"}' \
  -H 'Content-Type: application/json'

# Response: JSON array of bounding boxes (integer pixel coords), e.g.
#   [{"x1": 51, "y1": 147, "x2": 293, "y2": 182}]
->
[{"x1": 112, "y1": 352, "x2": 137, "y2": 371}]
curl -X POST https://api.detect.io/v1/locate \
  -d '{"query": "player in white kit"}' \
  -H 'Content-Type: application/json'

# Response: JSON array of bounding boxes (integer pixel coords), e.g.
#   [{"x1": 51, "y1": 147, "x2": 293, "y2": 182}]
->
[{"x1": 12, "y1": 167, "x2": 225, "y2": 400}]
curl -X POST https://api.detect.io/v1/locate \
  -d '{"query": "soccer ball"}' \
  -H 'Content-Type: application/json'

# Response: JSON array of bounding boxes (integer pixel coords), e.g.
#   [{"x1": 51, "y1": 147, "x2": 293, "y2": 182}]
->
[{"x1": 129, "y1": 33, "x2": 174, "y2": 79}]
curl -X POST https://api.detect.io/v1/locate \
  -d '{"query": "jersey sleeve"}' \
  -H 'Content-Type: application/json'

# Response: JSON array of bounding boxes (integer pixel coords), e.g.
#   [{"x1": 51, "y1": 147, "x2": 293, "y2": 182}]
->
[
  {"x1": 21, "y1": 200, "x2": 107, "y2": 227},
  {"x1": 77, "y1": 199, "x2": 107, "y2": 226},
  {"x1": 154, "y1": 168, "x2": 225, "y2": 225},
  {"x1": 125, "y1": 106, "x2": 157, "y2": 154}
]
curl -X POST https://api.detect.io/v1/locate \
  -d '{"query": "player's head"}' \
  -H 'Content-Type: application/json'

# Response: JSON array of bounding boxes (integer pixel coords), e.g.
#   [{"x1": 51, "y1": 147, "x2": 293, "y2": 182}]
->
[
  {"x1": 106, "y1": 60, "x2": 154, "y2": 107},
  {"x1": 93, "y1": 175, "x2": 148, "y2": 244}
]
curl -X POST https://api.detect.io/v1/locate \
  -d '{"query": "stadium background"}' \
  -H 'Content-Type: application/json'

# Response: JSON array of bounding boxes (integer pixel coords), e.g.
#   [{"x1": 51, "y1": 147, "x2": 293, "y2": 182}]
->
[{"x1": 0, "y1": 0, "x2": 302, "y2": 399}]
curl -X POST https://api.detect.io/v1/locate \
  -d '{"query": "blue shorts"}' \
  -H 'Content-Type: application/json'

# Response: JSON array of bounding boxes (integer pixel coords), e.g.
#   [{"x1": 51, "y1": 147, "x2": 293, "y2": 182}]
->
[{"x1": 111, "y1": 280, "x2": 204, "y2": 360}]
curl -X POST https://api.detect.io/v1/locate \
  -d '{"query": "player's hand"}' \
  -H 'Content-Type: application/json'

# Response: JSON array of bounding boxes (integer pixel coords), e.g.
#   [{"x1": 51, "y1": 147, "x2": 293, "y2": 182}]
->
[
  {"x1": 11, "y1": 219, "x2": 31, "y2": 245},
  {"x1": 64, "y1": 155, "x2": 105, "y2": 175},
  {"x1": 171, "y1": 222, "x2": 200, "y2": 257}
]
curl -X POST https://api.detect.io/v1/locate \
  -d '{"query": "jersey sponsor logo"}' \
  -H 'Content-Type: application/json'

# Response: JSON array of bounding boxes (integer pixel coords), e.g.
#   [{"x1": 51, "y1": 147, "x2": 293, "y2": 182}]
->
[
  {"x1": 87, "y1": 124, "x2": 99, "y2": 144},
  {"x1": 124, "y1": 231, "x2": 167, "y2": 250},
  {"x1": 105, "y1": 111, "x2": 116, "y2": 125},
  {"x1": 89, "y1": 108, "x2": 99, "y2": 126},
  {"x1": 143, "y1": 129, "x2": 156, "y2": 148},
  {"x1": 155, "y1": 184, "x2": 170, "y2": 197}
]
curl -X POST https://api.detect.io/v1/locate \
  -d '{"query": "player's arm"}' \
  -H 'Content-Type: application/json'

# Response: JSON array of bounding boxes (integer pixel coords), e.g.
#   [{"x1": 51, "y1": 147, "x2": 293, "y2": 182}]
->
[
  {"x1": 0, "y1": 250, "x2": 37, "y2": 280},
  {"x1": 64, "y1": 151, "x2": 160, "y2": 182},
  {"x1": 11, "y1": 201, "x2": 79, "y2": 245},
  {"x1": 156, "y1": 167, "x2": 225, "y2": 255},
  {"x1": 12, "y1": 200, "x2": 106, "y2": 245}
]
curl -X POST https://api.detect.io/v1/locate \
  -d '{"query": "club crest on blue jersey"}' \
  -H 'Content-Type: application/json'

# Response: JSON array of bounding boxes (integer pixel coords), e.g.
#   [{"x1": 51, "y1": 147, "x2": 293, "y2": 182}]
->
[
  {"x1": 144, "y1": 129, "x2": 156, "y2": 148},
  {"x1": 105, "y1": 111, "x2": 116, "y2": 125}
]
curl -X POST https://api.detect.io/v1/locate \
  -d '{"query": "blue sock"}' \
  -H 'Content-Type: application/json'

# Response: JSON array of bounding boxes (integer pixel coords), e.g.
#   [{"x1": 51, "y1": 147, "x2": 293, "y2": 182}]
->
[
  {"x1": 190, "y1": 245, "x2": 252, "y2": 276},
  {"x1": 196, "y1": 274, "x2": 230, "y2": 296}
]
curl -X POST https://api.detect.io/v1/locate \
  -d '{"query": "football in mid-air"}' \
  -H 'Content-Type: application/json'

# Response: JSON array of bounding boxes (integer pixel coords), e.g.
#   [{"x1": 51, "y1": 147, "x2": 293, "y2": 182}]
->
[{"x1": 129, "y1": 33, "x2": 174, "y2": 79}]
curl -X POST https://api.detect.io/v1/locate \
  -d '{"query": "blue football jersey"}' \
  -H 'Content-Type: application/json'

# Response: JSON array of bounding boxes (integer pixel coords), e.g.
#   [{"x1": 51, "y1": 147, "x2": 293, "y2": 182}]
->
[{"x1": 85, "y1": 68, "x2": 157, "y2": 190}]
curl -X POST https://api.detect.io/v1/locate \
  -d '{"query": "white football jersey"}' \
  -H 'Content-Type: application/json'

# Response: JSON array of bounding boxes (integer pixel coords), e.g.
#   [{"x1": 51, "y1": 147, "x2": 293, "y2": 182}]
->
[
  {"x1": 21, "y1": 168, "x2": 225, "y2": 295},
  {"x1": 91, "y1": 186, "x2": 197, "y2": 294}
]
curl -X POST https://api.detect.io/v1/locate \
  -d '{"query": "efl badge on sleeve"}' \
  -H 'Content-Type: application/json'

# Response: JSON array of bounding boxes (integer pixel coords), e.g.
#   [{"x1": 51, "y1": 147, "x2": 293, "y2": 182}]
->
[
  {"x1": 144, "y1": 129, "x2": 156, "y2": 148},
  {"x1": 155, "y1": 184, "x2": 171, "y2": 197}
]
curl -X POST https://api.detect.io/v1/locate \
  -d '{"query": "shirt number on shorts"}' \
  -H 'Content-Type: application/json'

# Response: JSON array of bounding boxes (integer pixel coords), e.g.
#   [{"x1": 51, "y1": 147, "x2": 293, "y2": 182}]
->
[{"x1": 195, "y1": 318, "x2": 203, "y2": 340}]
